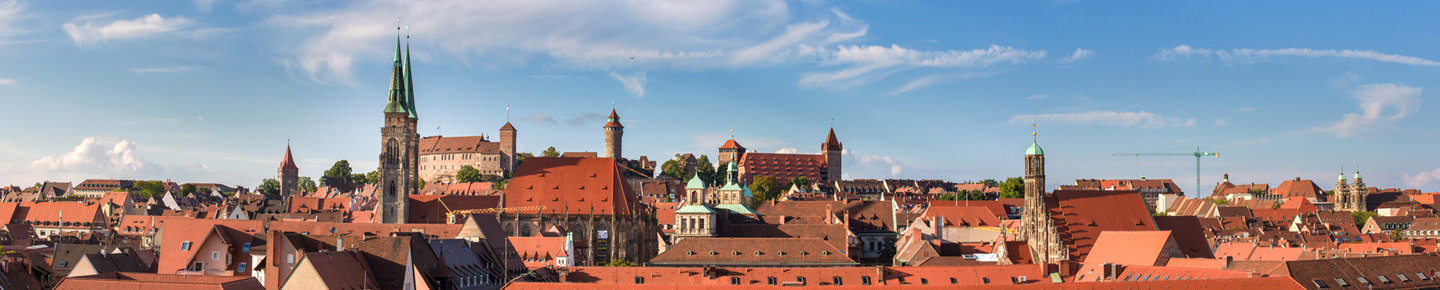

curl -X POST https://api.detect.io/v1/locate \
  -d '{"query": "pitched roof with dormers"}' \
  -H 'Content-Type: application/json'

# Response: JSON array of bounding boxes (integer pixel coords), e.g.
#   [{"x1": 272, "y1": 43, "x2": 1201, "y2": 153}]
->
[
  {"x1": 502, "y1": 157, "x2": 637, "y2": 216},
  {"x1": 54, "y1": 272, "x2": 265, "y2": 290},
  {"x1": 739, "y1": 152, "x2": 827, "y2": 184},
  {"x1": 1046, "y1": 190, "x2": 1159, "y2": 262},
  {"x1": 155, "y1": 218, "x2": 263, "y2": 275},
  {"x1": 419, "y1": 135, "x2": 502, "y2": 155},
  {"x1": 508, "y1": 236, "x2": 567, "y2": 269},
  {"x1": 649, "y1": 237, "x2": 856, "y2": 266}
]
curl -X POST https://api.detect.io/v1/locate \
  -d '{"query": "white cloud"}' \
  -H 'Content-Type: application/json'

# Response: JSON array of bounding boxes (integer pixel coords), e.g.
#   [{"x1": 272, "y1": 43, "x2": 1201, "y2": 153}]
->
[
  {"x1": 1156, "y1": 45, "x2": 1440, "y2": 67},
  {"x1": 32, "y1": 137, "x2": 155, "y2": 177},
  {"x1": 1010, "y1": 111, "x2": 1195, "y2": 128},
  {"x1": 609, "y1": 71, "x2": 647, "y2": 97},
  {"x1": 0, "y1": 78, "x2": 14, "y2": 86},
  {"x1": 1025, "y1": 94, "x2": 1048, "y2": 100},
  {"x1": 1214, "y1": 119, "x2": 1228, "y2": 127},
  {"x1": 1061, "y1": 48, "x2": 1094, "y2": 63},
  {"x1": 0, "y1": 0, "x2": 25, "y2": 46},
  {"x1": 800, "y1": 44, "x2": 1045, "y2": 89},
  {"x1": 63, "y1": 13, "x2": 194, "y2": 45},
  {"x1": 1402, "y1": 168, "x2": 1440, "y2": 191},
  {"x1": 774, "y1": 148, "x2": 799, "y2": 154},
  {"x1": 130, "y1": 65, "x2": 201, "y2": 73},
  {"x1": 887, "y1": 71, "x2": 1000, "y2": 95},
  {"x1": 1319, "y1": 83, "x2": 1422, "y2": 138},
  {"x1": 843, "y1": 149, "x2": 903, "y2": 178},
  {"x1": 563, "y1": 113, "x2": 606, "y2": 126}
]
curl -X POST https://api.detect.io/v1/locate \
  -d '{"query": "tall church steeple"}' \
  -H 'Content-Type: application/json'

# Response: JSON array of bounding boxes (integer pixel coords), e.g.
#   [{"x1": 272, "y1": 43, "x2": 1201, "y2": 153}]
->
[
  {"x1": 404, "y1": 30, "x2": 417, "y2": 119},
  {"x1": 1017, "y1": 125, "x2": 1067, "y2": 264},
  {"x1": 379, "y1": 23, "x2": 420, "y2": 224}
]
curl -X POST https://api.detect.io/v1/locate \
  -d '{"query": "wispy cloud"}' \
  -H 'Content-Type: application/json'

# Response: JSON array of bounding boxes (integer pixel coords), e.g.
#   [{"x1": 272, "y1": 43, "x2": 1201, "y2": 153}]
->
[
  {"x1": 0, "y1": 78, "x2": 15, "y2": 86},
  {"x1": 563, "y1": 113, "x2": 606, "y2": 126},
  {"x1": 0, "y1": 0, "x2": 26, "y2": 47},
  {"x1": 520, "y1": 112, "x2": 557, "y2": 125},
  {"x1": 130, "y1": 65, "x2": 201, "y2": 73},
  {"x1": 800, "y1": 44, "x2": 1045, "y2": 89},
  {"x1": 1010, "y1": 111, "x2": 1195, "y2": 128},
  {"x1": 774, "y1": 148, "x2": 799, "y2": 154},
  {"x1": 1214, "y1": 119, "x2": 1228, "y2": 127},
  {"x1": 843, "y1": 148, "x2": 904, "y2": 178},
  {"x1": 63, "y1": 13, "x2": 194, "y2": 45},
  {"x1": 1156, "y1": 45, "x2": 1440, "y2": 67},
  {"x1": 1061, "y1": 48, "x2": 1094, "y2": 63},
  {"x1": 1025, "y1": 94, "x2": 1048, "y2": 100},
  {"x1": 887, "y1": 71, "x2": 1000, "y2": 95},
  {"x1": 194, "y1": 0, "x2": 221, "y2": 13},
  {"x1": 609, "y1": 71, "x2": 647, "y2": 97},
  {"x1": 1315, "y1": 83, "x2": 1422, "y2": 138}
]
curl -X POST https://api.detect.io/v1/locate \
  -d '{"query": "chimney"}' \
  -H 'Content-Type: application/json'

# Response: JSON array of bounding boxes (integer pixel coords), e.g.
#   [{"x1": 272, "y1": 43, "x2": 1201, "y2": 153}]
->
[
  {"x1": 558, "y1": 267, "x2": 569, "y2": 283},
  {"x1": 1224, "y1": 256, "x2": 1233, "y2": 268},
  {"x1": 875, "y1": 265, "x2": 885, "y2": 285},
  {"x1": 780, "y1": 215, "x2": 787, "y2": 225},
  {"x1": 934, "y1": 216, "x2": 945, "y2": 241}
]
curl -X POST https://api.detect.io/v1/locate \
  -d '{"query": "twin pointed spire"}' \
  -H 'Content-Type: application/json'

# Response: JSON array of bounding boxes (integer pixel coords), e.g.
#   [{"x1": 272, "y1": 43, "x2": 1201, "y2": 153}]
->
[{"x1": 383, "y1": 21, "x2": 418, "y2": 119}]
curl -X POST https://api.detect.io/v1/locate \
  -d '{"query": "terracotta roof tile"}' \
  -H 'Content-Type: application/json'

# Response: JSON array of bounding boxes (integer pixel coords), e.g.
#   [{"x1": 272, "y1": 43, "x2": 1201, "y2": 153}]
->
[
  {"x1": 1046, "y1": 190, "x2": 1159, "y2": 261},
  {"x1": 55, "y1": 272, "x2": 264, "y2": 290},
  {"x1": 419, "y1": 135, "x2": 503, "y2": 154},
  {"x1": 649, "y1": 238, "x2": 856, "y2": 266},
  {"x1": 503, "y1": 157, "x2": 636, "y2": 216}
]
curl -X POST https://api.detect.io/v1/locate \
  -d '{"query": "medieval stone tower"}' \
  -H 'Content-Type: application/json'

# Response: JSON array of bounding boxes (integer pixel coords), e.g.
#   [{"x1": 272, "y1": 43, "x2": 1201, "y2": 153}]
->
[
  {"x1": 379, "y1": 32, "x2": 419, "y2": 224},
  {"x1": 821, "y1": 128, "x2": 843, "y2": 182},
  {"x1": 1017, "y1": 132, "x2": 1067, "y2": 264},
  {"x1": 603, "y1": 109, "x2": 623, "y2": 159},
  {"x1": 278, "y1": 145, "x2": 298, "y2": 196},
  {"x1": 500, "y1": 122, "x2": 517, "y2": 174}
]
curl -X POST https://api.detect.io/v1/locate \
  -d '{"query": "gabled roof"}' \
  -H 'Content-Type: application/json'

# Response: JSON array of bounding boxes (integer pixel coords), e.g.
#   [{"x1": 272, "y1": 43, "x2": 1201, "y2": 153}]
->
[
  {"x1": 508, "y1": 236, "x2": 567, "y2": 269},
  {"x1": 1083, "y1": 231, "x2": 1178, "y2": 266},
  {"x1": 1155, "y1": 216, "x2": 1218, "y2": 258},
  {"x1": 923, "y1": 206, "x2": 1001, "y2": 227},
  {"x1": 738, "y1": 153, "x2": 827, "y2": 183},
  {"x1": 292, "y1": 251, "x2": 377, "y2": 290},
  {"x1": 408, "y1": 194, "x2": 500, "y2": 223},
  {"x1": 718, "y1": 139, "x2": 745, "y2": 150},
  {"x1": 1274, "y1": 179, "x2": 1325, "y2": 200},
  {"x1": 502, "y1": 157, "x2": 637, "y2": 216},
  {"x1": 419, "y1": 135, "x2": 502, "y2": 154},
  {"x1": 501, "y1": 122, "x2": 515, "y2": 131},
  {"x1": 54, "y1": 272, "x2": 265, "y2": 290},
  {"x1": 1285, "y1": 255, "x2": 1440, "y2": 290},
  {"x1": 155, "y1": 219, "x2": 262, "y2": 274},
  {"x1": 1046, "y1": 190, "x2": 1159, "y2": 262}
]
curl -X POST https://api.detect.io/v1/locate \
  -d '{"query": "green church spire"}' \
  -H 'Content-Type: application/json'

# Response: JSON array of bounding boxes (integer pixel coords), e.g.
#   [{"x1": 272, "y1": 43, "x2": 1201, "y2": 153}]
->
[
  {"x1": 404, "y1": 34, "x2": 417, "y2": 119},
  {"x1": 383, "y1": 31, "x2": 408, "y2": 115}
]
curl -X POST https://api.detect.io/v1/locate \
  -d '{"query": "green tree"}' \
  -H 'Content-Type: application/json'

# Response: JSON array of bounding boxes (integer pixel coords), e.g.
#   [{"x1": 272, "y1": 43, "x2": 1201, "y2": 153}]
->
[
  {"x1": 712, "y1": 161, "x2": 732, "y2": 184},
  {"x1": 696, "y1": 155, "x2": 716, "y2": 186},
  {"x1": 749, "y1": 175, "x2": 783, "y2": 202},
  {"x1": 257, "y1": 178, "x2": 280, "y2": 196},
  {"x1": 660, "y1": 156, "x2": 686, "y2": 180},
  {"x1": 1390, "y1": 229, "x2": 1404, "y2": 241},
  {"x1": 1212, "y1": 199, "x2": 1229, "y2": 205},
  {"x1": 980, "y1": 179, "x2": 999, "y2": 187},
  {"x1": 322, "y1": 160, "x2": 354, "y2": 187},
  {"x1": 790, "y1": 176, "x2": 811, "y2": 190},
  {"x1": 365, "y1": 171, "x2": 380, "y2": 185},
  {"x1": 418, "y1": 178, "x2": 427, "y2": 190},
  {"x1": 494, "y1": 179, "x2": 510, "y2": 190},
  {"x1": 350, "y1": 173, "x2": 369, "y2": 185},
  {"x1": 603, "y1": 259, "x2": 634, "y2": 267},
  {"x1": 30, "y1": 182, "x2": 41, "y2": 189},
  {"x1": 1352, "y1": 211, "x2": 1378, "y2": 229},
  {"x1": 997, "y1": 177, "x2": 1025, "y2": 199},
  {"x1": 456, "y1": 165, "x2": 483, "y2": 183},
  {"x1": 936, "y1": 193, "x2": 961, "y2": 201},
  {"x1": 129, "y1": 180, "x2": 166, "y2": 199},
  {"x1": 180, "y1": 184, "x2": 198, "y2": 197},
  {"x1": 541, "y1": 146, "x2": 560, "y2": 157},
  {"x1": 878, "y1": 236, "x2": 898, "y2": 261},
  {"x1": 298, "y1": 177, "x2": 318, "y2": 193}
]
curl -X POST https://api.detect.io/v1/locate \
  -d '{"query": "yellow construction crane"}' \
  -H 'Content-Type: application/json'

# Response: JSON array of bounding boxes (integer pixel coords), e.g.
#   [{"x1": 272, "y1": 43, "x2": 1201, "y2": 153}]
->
[{"x1": 436, "y1": 197, "x2": 544, "y2": 223}]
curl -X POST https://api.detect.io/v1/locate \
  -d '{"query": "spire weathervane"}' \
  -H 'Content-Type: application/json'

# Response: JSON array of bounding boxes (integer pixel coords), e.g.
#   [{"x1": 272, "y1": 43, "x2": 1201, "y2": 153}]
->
[{"x1": 1032, "y1": 123, "x2": 1038, "y2": 140}]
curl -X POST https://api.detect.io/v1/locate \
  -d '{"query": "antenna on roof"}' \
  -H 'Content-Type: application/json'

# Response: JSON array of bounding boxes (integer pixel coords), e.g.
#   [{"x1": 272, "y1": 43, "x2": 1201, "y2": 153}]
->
[{"x1": 436, "y1": 123, "x2": 442, "y2": 136}]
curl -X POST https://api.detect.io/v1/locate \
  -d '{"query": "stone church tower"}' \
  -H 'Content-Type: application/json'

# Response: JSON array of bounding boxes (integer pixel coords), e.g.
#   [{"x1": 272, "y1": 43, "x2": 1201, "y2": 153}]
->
[
  {"x1": 278, "y1": 145, "x2": 298, "y2": 196},
  {"x1": 379, "y1": 33, "x2": 419, "y2": 224},
  {"x1": 500, "y1": 122, "x2": 517, "y2": 174},
  {"x1": 1336, "y1": 168, "x2": 1367, "y2": 212},
  {"x1": 1017, "y1": 133, "x2": 1067, "y2": 264},
  {"x1": 603, "y1": 109, "x2": 623, "y2": 159},
  {"x1": 821, "y1": 128, "x2": 843, "y2": 182}
]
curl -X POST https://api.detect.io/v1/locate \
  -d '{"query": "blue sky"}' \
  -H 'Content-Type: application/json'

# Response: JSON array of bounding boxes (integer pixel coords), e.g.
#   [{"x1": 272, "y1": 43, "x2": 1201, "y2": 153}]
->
[{"x1": 2, "y1": 0, "x2": 1439, "y2": 194}]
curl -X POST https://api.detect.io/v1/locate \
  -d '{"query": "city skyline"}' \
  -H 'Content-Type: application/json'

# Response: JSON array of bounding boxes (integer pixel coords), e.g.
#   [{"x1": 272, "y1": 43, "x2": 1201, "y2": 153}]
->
[{"x1": 2, "y1": 0, "x2": 1439, "y2": 192}]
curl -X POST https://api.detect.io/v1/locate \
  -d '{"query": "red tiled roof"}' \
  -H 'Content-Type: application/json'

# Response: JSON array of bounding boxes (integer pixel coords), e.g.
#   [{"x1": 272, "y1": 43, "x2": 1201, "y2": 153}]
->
[
  {"x1": 1047, "y1": 190, "x2": 1159, "y2": 262},
  {"x1": 55, "y1": 272, "x2": 264, "y2": 290},
  {"x1": 923, "y1": 206, "x2": 1001, "y2": 227},
  {"x1": 419, "y1": 135, "x2": 502, "y2": 154},
  {"x1": 503, "y1": 157, "x2": 636, "y2": 216},
  {"x1": 604, "y1": 109, "x2": 622, "y2": 128},
  {"x1": 719, "y1": 139, "x2": 745, "y2": 150},
  {"x1": 24, "y1": 202, "x2": 103, "y2": 229},
  {"x1": 501, "y1": 122, "x2": 515, "y2": 131},
  {"x1": 739, "y1": 153, "x2": 826, "y2": 183},
  {"x1": 1083, "y1": 231, "x2": 1177, "y2": 267},
  {"x1": 407, "y1": 194, "x2": 500, "y2": 223},
  {"x1": 1212, "y1": 243, "x2": 1305, "y2": 261},
  {"x1": 297, "y1": 251, "x2": 377, "y2": 289},
  {"x1": 278, "y1": 145, "x2": 298, "y2": 170},
  {"x1": 155, "y1": 218, "x2": 263, "y2": 275},
  {"x1": 116, "y1": 215, "x2": 175, "y2": 236},
  {"x1": 509, "y1": 236, "x2": 567, "y2": 269},
  {"x1": 267, "y1": 220, "x2": 464, "y2": 239},
  {"x1": 1273, "y1": 179, "x2": 1325, "y2": 201},
  {"x1": 649, "y1": 238, "x2": 856, "y2": 266},
  {"x1": 1155, "y1": 216, "x2": 1218, "y2": 258},
  {"x1": 287, "y1": 197, "x2": 352, "y2": 213}
]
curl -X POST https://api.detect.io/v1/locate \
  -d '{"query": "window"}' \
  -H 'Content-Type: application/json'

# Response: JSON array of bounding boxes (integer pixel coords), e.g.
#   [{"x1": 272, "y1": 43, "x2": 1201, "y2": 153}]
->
[
  {"x1": 212, "y1": 251, "x2": 220, "y2": 260},
  {"x1": 833, "y1": 277, "x2": 842, "y2": 286},
  {"x1": 181, "y1": 241, "x2": 192, "y2": 251},
  {"x1": 1334, "y1": 278, "x2": 1350, "y2": 287},
  {"x1": 1313, "y1": 279, "x2": 1329, "y2": 289},
  {"x1": 730, "y1": 277, "x2": 740, "y2": 285},
  {"x1": 238, "y1": 262, "x2": 248, "y2": 273},
  {"x1": 58, "y1": 261, "x2": 67, "y2": 268},
  {"x1": 861, "y1": 276, "x2": 871, "y2": 285},
  {"x1": 634, "y1": 277, "x2": 644, "y2": 284},
  {"x1": 1377, "y1": 275, "x2": 1392, "y2": 283},
  {"x1": 983, "y1": 277, "x2": 990, "y2": 284},
  {"x1": 767, "y1": 277, "x2": 777, "y2": 285},
  {"x1": 1124, "y1": 274, "x2": 1134, "y2": 282},
  {"x1": 1357, "y1": 277, "x2": 1372, "y2": 286},
  {"x1": 797, "y1": 277, "x2": 806, "y2": 284},
  {"x1": 242, "y1": 242, "x2": 251, "y2": 252},
  {"x1": 898, "y1": 277, "x2": 906, "y2": 284},
  {"x1": 920, "y1": 278, "x2": 928, "y2": 285},
  {"x1": 1398, "y1": 274, "x2": 1410, "y2": 282},
  {"x1": 287, "y1": 254, "x2": 295, "y2": 264},
  {"x1": 1417, "y1": 272, "x2": 1430, "y2": 280}
]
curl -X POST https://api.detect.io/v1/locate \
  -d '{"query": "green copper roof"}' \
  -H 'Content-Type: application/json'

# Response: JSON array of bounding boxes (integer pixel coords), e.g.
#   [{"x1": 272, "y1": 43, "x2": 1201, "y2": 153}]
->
[
  {"x1": 686, "y1": 174, "x2": 706, "y2": 189},
  {"x1": 675, "y1": 204, "x2": 715, "y2": 214},
  {"x1": 403, "y1": 41, "x2": 416, "y2": 119},
  {"x1": 720, "y1": 182, "x2": 743, "y2": 191},
  {"x1": 1354, "y1": 172, "x2": 1363, "y2": 180},
  {"x1": 726, "y1": 162, "x2": 738, "y2": 172},
  {"x1": 743, "y1": 186, "x2": 752, "y2": 197},
  {"x1": 1026, "y1": 141, "x2": 1044, "y2": 156},
  {"x1": 714, "y1": 203, "x2": 757, "y2": 215},
  {"x1": 1338, "y1": 173, "x2": 1346, "y2": 181},
  {"x1": 383, "y1": 35, "x2": 408, "y2": 114}
]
